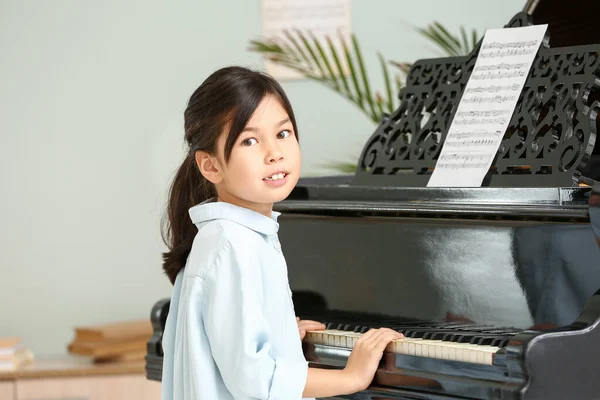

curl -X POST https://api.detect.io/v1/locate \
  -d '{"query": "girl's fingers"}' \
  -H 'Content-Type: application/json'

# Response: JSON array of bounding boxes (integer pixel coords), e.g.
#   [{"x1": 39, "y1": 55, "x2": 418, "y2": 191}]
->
[
  {"x1": 356, "y1": 328, "x2": 379, "y2": 344},
  {"x1": 373, "y1": 331, "x2": 404, "y2": 352},
  {"x1": 362, "y1": 327, "x2": 398, "y2": 346},
  {"x1": 298, "y1": 321, "x2": 326, "y2": 331},
  {"x1": 297, "y1": 319, "x2": 325, "y2": 325}
]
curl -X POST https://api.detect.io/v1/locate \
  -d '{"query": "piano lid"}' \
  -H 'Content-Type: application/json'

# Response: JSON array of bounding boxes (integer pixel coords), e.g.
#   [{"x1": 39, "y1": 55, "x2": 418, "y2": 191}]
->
[
  {"x1": 350, "y1": 12, "x2": 599, "y2": 188},
  {"x1": 284, "y1": 183, "x2": 591, "y2": 220},
  {"x1": 525, "y1": 0, "x2": 600, "y2": 48}
]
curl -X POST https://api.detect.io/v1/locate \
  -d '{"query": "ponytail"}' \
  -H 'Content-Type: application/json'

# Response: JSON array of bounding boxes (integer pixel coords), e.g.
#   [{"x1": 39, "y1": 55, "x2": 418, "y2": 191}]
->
[{"x1": 162, "y1": 155, "x2": 214, "y2": 284}]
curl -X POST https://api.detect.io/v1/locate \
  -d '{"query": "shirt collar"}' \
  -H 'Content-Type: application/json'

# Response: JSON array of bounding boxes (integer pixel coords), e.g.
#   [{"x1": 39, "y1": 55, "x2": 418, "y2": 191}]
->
[{"x1": 189, "y1": 198, "x2": 280, "y2": 235}]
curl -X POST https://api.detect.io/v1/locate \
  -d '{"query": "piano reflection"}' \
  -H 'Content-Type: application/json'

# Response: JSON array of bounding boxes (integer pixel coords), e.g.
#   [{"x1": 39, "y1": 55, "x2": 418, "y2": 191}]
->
[{"x1": 146, "y1": 8, "x2": 600, "y2": 400}]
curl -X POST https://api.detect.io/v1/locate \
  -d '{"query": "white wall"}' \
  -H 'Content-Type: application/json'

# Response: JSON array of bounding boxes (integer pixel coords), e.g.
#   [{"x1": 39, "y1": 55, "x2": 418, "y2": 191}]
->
[{"x1": 0, "y1": 0, "x2": 524, "y2": 356}]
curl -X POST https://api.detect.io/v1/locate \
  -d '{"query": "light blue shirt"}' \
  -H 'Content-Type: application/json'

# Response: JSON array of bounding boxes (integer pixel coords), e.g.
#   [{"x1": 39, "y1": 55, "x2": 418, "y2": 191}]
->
[{"x1": 161, "y1": 199, "x2": 311, "y2": 400}]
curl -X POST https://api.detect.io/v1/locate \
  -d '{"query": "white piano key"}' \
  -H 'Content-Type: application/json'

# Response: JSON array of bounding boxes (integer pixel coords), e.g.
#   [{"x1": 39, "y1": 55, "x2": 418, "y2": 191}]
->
[{"x1": 304, "y1": 330, "x2": 500, "y2": 365}]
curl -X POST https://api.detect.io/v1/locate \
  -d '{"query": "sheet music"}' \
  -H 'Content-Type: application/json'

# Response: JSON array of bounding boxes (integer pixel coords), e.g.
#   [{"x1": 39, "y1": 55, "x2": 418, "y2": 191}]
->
[
  {"x1": 261, "y1": 0, "x2": 351, "y2": 80},
  {"x1": 427, "y1": 24, "x2": 547, "y2": 187}
]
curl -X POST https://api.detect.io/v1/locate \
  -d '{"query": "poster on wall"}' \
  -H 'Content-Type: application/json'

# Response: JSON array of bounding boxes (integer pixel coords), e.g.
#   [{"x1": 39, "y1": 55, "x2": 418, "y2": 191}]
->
[{"x1": 261, "y1": 0, "x2": 352, "y2": 80}]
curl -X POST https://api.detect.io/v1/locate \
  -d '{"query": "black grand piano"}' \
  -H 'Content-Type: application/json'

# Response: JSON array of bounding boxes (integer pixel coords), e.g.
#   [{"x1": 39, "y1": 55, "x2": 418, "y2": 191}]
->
[{"x1": 146, "y1": 6, "x2": 600, "y2": 400}]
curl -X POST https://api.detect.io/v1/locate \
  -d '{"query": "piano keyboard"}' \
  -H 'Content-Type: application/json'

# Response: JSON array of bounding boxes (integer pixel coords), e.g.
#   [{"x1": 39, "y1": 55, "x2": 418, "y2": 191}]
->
[{"x1": 304, "y1": 329, "x2": 501, "y2": 365}]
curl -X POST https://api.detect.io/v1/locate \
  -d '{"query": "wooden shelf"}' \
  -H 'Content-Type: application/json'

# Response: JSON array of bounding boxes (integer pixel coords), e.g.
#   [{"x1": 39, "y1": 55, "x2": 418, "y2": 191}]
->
[
  {"x1": 0, "y1": 356, "x2": 159, "y2": 400},
  {"x1": 0, "y1": 356, "x2": 146, "y2": 380}
]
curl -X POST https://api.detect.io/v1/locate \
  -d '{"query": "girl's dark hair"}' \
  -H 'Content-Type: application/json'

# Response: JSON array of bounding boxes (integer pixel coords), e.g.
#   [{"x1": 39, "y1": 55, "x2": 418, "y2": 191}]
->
[{"x1": 161, "y1": 66, "x2": 299, "y2": 284}]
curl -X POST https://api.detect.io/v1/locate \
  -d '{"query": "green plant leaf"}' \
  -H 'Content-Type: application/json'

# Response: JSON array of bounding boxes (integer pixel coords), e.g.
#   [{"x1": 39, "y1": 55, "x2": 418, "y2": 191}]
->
[
  {"x1": 433, "y1": 21, "x2": 461, "y2": 49},
  {"x1": 417, "y1": 26, "x2": 458, "y2": 57},
  {"x1": 321, "y1": 161, "x2": 358, "y2": 173},
  {"x1": 270, "y1": 59, "x2": 321, "y2": 80},
  {"x1": 375, "y1": 92, "x2": 385, "y2": 117},
  {"x1": 311, "y1": 33, "x2": 340, "y2": 91},
  {"x1": 280, "y1": 42, "x2": 303, "y2": 63},
  {"x1": 471, "y1": 29, "x2": 479, "y2": 49},
  {"x1": 460, "y1": 26, "x2": 470, "y2": 55},
  {"x1": 390, "y1": 61, "x2": 412, "y2": 75},
  {"x1": 340, "y1": 33, "x2": 363, "y2": 108},
  {"x1": 378, "y1": 52, "x2": 394, "y2": 113},
  {"x1": 296, "y1": 30, "x2": 326, "y2": 79},
  {"x1": 283, "y1": 30, "x2": 314, "y2": 72},
  {"x1": 395, "y1": 74, "x2": 403, "y2": 94},
  {"x1": 352, "y1": 34, "x2": 378, "y2": 122},
  {"x1": 431, "y1": 25, "x2": 461, "y2": 56},
  {"x1": 249, "y1": 40, "x2": 283, "y2": 54},
  {"x1": 326, "y1": 36, "x2": 352, "y2": 100}
]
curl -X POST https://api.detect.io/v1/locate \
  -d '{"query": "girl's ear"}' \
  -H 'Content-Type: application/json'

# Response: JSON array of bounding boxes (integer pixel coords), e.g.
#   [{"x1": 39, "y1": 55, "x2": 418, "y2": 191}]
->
[{"x1": 195, "y1": 151, "x2": 223, "y2": 184}]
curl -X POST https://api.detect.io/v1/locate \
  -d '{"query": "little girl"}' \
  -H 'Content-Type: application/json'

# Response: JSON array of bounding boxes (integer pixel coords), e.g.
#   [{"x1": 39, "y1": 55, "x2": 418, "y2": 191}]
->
[{"x1": 160, "y1": 66, "x2": 403, "y2": 399}]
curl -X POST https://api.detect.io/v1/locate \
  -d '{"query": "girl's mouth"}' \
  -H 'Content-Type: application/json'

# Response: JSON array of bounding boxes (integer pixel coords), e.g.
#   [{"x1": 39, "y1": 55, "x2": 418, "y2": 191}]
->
[{"x1": 263, "y1": 172, "x2": 289, "y2": 186}]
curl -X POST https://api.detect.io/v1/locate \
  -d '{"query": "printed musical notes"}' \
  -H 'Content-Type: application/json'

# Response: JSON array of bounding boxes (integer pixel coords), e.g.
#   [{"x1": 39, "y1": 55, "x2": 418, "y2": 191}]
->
[
  {"x1": 427, "y1": 24, "x2": 547, "y2": 187},
  {"x1": 436, "y1": 153, "x2": 491, "y2": 169},
  {"x1": 468, "y1": 84, "x2": 520, "y2": 93},
  {"x1": 445, "y1": 131, "x2": 498, "y2": 147},
  {"x1": 460, "y1": 95, "x2": 517, "y2": 104},
  {"x1": 478, "y1": 40, "x2": 540, "y2": 59},
  {"x1": 453, "y1": 109, "x2": 513, "y2": 125}
]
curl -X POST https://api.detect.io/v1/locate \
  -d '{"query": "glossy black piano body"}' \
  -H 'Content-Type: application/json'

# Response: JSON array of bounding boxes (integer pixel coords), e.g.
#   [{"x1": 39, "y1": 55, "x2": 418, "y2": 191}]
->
[
  {"x1": 147, "y1": 183, "x2": 600, "y2": 399},
  {"x1": 146, "y1": 10, "x2": 600, "y2": 400},
  {"x1": 278, "y1": 182, "x2": 600, "y2": 400}
]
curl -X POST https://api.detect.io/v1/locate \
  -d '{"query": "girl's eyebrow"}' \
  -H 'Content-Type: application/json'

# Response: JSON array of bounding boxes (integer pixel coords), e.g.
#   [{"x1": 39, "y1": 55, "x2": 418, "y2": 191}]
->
[
  {"x1": 276, "y1": 118, "x2": 291, "y2": 126},
  {"x1": 242, "y1": 118, "x2": 291, "y2": 133}
]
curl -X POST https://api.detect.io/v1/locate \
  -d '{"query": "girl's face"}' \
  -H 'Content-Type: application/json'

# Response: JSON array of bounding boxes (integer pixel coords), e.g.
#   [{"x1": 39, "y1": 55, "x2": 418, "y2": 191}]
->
[{"x1": 199, "y1": 94, "x2": 301, "y2": 216}]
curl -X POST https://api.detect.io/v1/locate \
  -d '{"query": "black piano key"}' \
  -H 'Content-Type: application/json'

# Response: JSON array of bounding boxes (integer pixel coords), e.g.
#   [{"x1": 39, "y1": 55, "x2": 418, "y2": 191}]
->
[
  {"x1": 457, "y1": 335, "x2": 480, "y2": 343},
  {"x1": 420, "y1": 330, "x2": 512, "y2": 346},
  {"x1": 440, "y1": 323, "x2": 483, "y2": 330},
  {"x1": 484, "y1": 328, "x2": 520, "y2": 334},
  {"x1": 455, "y1": 325, "x2": 495, "y2": 332},
  {"x1": 492, "y1": 338, "x2": 510, "y2": 347},
  {"x1": 470, "y1": 335, "x2": 509, "y2": 347},
  {"x1": 447, "y1": 332, "x2": 476, "y2": 342},
  {"x1": 469, "y1": 336, "x2": 490, "y2": 345},
  {"x1": 445, "y1": 332, "x2": 467, "y2": 341},
  {"x1": 427, "y1": 332, "x2": 442, "y2": 340},
  {"x1": 316, "y1": 317, "x2": 517, "y2": 349}
]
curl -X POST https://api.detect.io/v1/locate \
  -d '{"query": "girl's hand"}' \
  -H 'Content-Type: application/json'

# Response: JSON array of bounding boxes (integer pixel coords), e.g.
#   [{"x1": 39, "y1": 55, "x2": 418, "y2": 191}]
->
[
  {"x1": 342, "y1": 328, "x2": 404, "y2": 392},
  {"x1": 296, "y1": 317, "x2": 326, "y2": 340}
]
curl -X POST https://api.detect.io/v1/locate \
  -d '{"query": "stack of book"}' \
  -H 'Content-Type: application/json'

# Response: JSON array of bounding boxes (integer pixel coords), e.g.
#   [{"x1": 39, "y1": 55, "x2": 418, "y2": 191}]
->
[
  {"x1": 67, "y1": 320, "x2": 152, "y2": 364},
  {"x1": 0, "y1": 337, "x2": 34, "y2": 371}
]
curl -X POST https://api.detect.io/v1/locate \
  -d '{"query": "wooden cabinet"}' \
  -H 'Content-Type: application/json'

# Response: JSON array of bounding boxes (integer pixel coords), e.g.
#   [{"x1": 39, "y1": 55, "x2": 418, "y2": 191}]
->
[
  {"x1": 0, "y1": 381, "x2": 15, "y2": 400},
  {"x1": 15, "y1": 375, "x2": 160, "y2": 400},
  {"x1": 0, "y1": 357, "x2": 160, "y2": 400}
]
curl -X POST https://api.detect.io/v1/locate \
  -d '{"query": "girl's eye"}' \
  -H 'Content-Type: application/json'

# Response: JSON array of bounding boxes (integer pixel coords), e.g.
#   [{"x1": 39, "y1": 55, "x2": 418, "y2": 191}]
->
[
  {"x1": 242, "y1": 138, "x2": 258, "y2": 146},
  {"x1": 277, "y1": 130, "x2": 291, "y2": 139}
]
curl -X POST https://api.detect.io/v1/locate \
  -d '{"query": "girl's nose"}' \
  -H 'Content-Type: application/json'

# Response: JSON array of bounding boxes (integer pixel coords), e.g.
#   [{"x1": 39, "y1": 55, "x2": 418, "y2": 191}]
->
[{"x1": 266, "y1": 144, "x2": 284, "y2": 163}]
